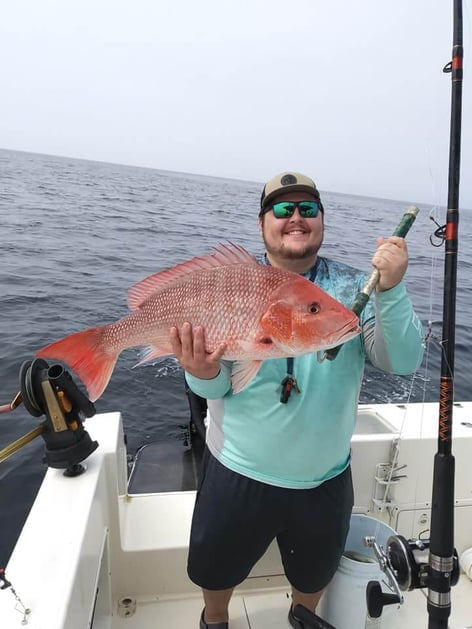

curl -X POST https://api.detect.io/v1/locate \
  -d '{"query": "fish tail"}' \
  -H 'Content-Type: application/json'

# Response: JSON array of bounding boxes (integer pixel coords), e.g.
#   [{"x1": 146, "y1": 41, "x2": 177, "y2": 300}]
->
[{"x1": 36, "y1": 326, "x2": 118, "y2": 402}]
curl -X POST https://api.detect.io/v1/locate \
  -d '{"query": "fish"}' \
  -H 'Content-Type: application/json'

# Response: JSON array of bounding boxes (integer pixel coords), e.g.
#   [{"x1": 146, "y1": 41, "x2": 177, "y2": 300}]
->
[{"x1": 36, "y1": 242, "x2": 361, "y2": 401}]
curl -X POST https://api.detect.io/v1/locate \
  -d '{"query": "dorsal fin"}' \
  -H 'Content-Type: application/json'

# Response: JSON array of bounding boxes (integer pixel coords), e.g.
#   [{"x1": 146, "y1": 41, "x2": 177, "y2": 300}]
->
[{"x1": 127, "y1": 241, "x2": 259, "y2": 311}]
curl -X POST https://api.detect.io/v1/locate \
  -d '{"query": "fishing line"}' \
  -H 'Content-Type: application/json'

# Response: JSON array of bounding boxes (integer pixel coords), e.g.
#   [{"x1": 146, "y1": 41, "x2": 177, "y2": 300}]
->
[
  {"x1": 364, "y1": 209, "x2": 453, "y2": 546},
  {"x1": 375, "y1": 216, "x2": 459, "y2": 542},
  {"x1": 374, "y1": 209, "x2": 462, "y2": 596},
  {"x1": 370, "y1": 216, "x2": 450, "y2": 542}
]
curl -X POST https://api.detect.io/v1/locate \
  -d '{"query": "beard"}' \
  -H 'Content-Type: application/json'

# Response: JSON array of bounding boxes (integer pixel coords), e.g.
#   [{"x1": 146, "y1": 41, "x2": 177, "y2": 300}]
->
[{"x1": 262, "y1": 235, "x2": 323, "y2": 261}]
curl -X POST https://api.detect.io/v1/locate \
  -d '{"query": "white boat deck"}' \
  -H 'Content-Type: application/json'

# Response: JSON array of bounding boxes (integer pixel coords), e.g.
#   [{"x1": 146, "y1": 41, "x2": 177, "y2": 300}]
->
[{"x1": 108, "y1": 580, "x2": 472, "y2": 628}]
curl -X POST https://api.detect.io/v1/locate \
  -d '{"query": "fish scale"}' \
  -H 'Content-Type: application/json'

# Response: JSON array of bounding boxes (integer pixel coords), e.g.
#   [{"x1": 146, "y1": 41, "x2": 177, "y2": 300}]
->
[{"x1": 121, "y1": 265, "x2": 287, "y2": 354}]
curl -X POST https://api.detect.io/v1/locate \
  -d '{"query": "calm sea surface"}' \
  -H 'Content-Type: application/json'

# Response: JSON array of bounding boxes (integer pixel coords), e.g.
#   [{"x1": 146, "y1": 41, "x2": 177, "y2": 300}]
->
[{"x1": 1, "y1": 148, "x2": 471, "y2": 567}]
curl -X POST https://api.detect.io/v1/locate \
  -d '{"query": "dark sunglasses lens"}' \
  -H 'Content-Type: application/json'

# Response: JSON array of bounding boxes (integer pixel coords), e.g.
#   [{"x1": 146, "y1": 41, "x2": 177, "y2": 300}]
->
[
  {"x1": 272, "y1": 202, "x2": 295, "y2": 218},
  {"x1": 271, "y1": 201, "x2": 319, "y2": 218},
  {"x1": 298, "y1": 201, "x2": 319, "y2": 217}
]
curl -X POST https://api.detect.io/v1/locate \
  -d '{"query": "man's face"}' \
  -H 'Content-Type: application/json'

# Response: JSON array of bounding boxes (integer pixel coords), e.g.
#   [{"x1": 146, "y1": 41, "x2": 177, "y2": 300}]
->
[{"x1": 259, "y1": 191, "x2": 324, "y2": 265}]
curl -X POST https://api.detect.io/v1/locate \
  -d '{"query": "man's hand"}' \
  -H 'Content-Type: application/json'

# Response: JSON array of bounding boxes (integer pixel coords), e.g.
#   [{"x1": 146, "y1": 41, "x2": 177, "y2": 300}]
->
[
  {"x1": 371, "y1": 236, "x2": 408, "y2": 292},
  {"x1": 170, "y1": 322, "x2": 227, "y2": 379}
]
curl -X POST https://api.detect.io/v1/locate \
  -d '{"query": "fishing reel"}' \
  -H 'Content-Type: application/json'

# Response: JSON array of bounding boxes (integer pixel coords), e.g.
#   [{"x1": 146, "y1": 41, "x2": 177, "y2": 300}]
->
[
  {"x1": 1, "y1": 359, "x2": 98, "y2": 476},
  {"x1": 365, "y1": 534, "x2": 460, "y2": 619}
]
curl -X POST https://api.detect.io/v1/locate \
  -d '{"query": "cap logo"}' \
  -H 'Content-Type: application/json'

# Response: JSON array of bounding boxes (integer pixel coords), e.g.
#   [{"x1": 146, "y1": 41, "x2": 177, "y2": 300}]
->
[{"x1": 280, "y1": 174, "x2": 297, "y2": 186}]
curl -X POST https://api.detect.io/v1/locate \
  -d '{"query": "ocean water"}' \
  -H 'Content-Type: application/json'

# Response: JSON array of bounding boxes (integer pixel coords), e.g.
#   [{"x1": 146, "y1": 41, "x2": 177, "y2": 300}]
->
[{"x1": 1, "y1": 148, "x2": 471, "y2": 568}]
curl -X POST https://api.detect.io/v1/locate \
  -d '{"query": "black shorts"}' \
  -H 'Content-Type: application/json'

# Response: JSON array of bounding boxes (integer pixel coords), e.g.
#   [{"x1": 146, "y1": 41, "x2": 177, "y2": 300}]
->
[{"x1": 187, "y1": 449, "x2": 354, "y2": 593}]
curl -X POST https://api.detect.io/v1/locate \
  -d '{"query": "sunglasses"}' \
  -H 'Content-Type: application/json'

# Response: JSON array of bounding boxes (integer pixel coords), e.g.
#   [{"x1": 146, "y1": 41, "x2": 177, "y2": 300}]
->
[{"x1": 263, "y1": 200, "x2": 322, "y2": 219}]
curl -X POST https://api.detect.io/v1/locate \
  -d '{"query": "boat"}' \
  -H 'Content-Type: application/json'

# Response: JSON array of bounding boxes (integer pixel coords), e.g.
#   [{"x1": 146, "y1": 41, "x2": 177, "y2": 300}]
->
[
  {"x1": 0, "y1": 2, "x2": 470, "y2": 628},
  {"x1": 0, "y1": 399, "x2": 471, "y2": 629}
]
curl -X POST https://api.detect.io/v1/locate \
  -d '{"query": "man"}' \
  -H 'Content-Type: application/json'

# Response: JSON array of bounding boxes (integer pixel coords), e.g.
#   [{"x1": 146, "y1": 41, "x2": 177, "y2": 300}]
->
[{"x1": 170, "y1": 172, "x2": 424, "y2": 628}]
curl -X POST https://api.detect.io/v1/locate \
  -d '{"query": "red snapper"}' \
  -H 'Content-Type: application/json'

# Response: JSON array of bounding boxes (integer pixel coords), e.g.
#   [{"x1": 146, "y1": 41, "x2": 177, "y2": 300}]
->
[{"x1": 37, "y1": 243, "x2": 360, "y2": 401}]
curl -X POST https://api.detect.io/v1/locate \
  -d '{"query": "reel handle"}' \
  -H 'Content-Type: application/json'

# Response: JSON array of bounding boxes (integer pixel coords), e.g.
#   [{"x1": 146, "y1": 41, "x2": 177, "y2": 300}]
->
[{"x1": 366, "y1": 581, "x2": 401, "y2": 619}]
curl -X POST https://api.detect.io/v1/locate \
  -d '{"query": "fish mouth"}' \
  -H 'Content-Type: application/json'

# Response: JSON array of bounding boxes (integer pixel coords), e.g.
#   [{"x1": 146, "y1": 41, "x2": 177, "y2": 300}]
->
[
  {"x1": 326, "y1": 317, "x2": 361, "y2": 346},
  {"x1": 319, "y1": 323, "x2": 360, "y2": 352},
  {"x1": 338, "y1": 321, "x2": 362, "y2": 343}
]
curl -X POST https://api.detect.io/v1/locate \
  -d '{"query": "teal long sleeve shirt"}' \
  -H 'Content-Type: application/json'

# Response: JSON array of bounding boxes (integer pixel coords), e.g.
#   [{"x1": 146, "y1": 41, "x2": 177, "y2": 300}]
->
[{"x1": 185, "y1": 257, "x2": 424, "y2": 489}]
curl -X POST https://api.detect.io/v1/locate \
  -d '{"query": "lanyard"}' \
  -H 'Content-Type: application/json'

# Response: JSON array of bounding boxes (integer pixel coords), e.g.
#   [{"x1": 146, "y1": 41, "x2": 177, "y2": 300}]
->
[
  {"x1": 280, "y1": 357, "x2": 300, "y2": 403},
  {"x1": 279, "y1": 260, "x2": 320, "y2": 404}
]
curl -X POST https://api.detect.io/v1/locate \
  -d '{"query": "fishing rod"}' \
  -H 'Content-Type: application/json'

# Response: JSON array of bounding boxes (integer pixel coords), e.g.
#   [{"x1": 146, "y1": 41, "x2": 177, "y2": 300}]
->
[
  {"x1": 364, "y1": 2, "x2": 464, "y2": 628},
  {"x1": 425, "y1": 0, "x2": 463, "y2": 625}
]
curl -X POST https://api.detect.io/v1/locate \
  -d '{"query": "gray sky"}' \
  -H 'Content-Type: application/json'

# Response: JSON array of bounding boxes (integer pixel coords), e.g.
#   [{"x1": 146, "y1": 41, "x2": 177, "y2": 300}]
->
[{"x1": 1, "y1": 0, "x2": 471, "y2": 207}]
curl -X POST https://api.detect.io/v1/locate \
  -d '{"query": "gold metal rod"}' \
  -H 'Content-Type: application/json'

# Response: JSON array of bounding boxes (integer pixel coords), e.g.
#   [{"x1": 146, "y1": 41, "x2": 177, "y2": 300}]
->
[{"x1": 0, "y1": 426, "x2": 44, "y2": 464}]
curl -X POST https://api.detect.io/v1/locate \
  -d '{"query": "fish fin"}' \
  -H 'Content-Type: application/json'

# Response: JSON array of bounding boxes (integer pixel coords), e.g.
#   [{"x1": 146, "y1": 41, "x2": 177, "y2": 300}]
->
[
  {"x1": 134, "y1": 345, "x2": 171, "y2": 367},
  {"x1": 127, "y1": 242, "x2": 259, "y2": 310},
  {"x1": 36, "y1": 326, "x2": 117, "y2": 402},
  {"x1": 231, "y1": 360, "x2": 263, "y2": 394}
]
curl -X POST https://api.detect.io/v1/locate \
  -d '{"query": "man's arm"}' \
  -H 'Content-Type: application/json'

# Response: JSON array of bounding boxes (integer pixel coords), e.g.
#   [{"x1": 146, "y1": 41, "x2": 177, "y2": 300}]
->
[
  {"x1": 362, "y1": 235, "x2": 424, "y2": 374},
  {"x1": 363, "y1": 282, "x2": 424, "y2": 374}
]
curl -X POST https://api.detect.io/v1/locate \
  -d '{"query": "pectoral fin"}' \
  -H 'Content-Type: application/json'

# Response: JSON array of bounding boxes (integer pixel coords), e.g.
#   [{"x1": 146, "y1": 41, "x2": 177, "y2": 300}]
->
[{"x1": 134, "y1": 344, "x2": 171, "y2": 366}]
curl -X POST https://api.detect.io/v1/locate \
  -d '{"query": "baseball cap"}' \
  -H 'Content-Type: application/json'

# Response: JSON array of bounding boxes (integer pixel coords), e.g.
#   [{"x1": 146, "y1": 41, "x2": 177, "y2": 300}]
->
[{"x1": 260, "y1": 172, "x2": 323, "y2": 213}]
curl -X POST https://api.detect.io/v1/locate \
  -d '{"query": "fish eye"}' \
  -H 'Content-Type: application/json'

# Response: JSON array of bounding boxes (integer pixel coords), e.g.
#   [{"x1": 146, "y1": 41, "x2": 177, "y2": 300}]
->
[{"x1": 308, "y1": 302, "x2": 320, "y2": 314}]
